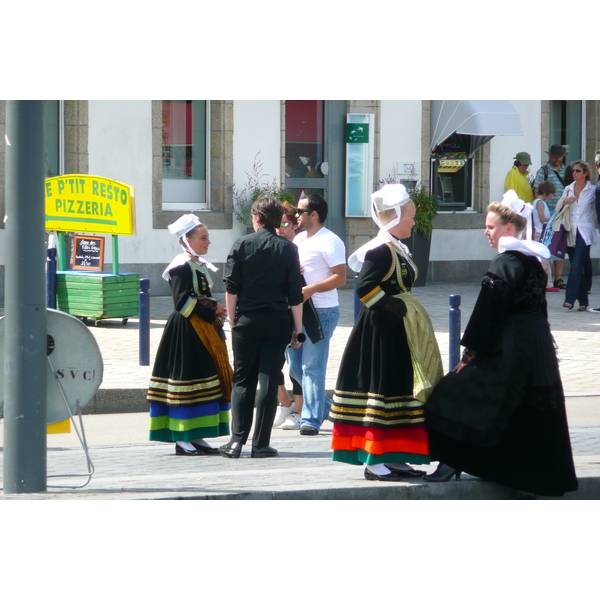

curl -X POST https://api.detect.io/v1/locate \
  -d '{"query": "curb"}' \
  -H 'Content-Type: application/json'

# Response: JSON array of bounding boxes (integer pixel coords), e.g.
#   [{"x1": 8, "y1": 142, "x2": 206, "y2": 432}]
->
[
  {"x1": 8, "y1": 475, "x2": 597, "y2": 501},
  {"x1": 84, "y1": 389, "x2": 148, "y2": 415}
]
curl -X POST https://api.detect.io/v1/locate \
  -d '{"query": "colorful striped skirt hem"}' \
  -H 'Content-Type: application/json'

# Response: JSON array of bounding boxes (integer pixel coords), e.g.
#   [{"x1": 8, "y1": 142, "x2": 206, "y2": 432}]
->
[
  {"x1": 331, "y1": 422, "x2": 430, "y2": 466},
  {"x1": 149, "y1": 400, "x2": 230, "y2": 442}
]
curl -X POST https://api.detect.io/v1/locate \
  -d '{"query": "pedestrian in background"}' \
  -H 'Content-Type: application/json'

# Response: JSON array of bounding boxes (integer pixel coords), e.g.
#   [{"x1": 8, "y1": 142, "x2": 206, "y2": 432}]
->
[
  {"x1": 504, "y1": 151, "x2": 534, "y2": 203},
  {"x1": 533, "y1": 144, "x2": 569, "y2": 289},
  {"x1": 532, "y1": 181, "x2": 560, "y2": 292},
  {"x1": 273, "y1": 201, "x2": 305, "y2": 430},
  {"x1": 287, "y1": 194, "x2": 346, "y2": 436},
  {"x1": 589, "y1": 152, "x2": 600, "y2": 313},
  {"x1": 558, "y1": 160, "x2": 598, "y2": 311}
]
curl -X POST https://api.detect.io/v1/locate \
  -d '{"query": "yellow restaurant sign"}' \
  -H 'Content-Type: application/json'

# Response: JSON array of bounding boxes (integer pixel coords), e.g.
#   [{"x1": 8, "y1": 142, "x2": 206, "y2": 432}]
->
[
  {"x1": 45, "y1": 175, "x2": 136, "y2": 235},
  {"x1": 438, "y1": 159, "x2": 466, "y2": 174}
]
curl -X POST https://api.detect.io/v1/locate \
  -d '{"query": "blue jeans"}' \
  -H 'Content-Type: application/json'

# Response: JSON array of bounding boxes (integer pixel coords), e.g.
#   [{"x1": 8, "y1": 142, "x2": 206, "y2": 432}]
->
[
  {"x1": 565, "y1": 232, "x2": 591, "y2": 307},
  {"x1": 287, "y1": 306, "x2": 340, "y2": 431}
]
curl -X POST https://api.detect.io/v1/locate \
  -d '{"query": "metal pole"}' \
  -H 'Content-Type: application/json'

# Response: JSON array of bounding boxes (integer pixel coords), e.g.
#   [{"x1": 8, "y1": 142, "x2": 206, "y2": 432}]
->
[
  {"x1": 449, "y1": 294, "x2": 461, "y2": 372},
  {"x1": 111, "y1": 235, "x2": 120, "y2": 275},
  {"x1": 353, "y1": 275, "x2": 361, "y2": 321},
  {"x1": 4, "y1": 100, "x2": 48, "y2": 493},
  {"x1": 56, "y1": 231, "x2": 68, "y2": 271},
  {"x1": 46, "y1": 247, "x2": 57, "y2": 309},
  {"x1": 139, "y1": 278, "x2": 150, "y2": 366}
]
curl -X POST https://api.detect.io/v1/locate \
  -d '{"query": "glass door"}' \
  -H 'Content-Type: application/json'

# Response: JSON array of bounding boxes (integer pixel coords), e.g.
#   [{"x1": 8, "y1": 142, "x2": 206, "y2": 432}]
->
[
  {"x1": 284, "y1": 100, "x2": 346, "y2": 239},
  {"x1": 550, "y1": 100, "x2": 582, "y2": 161},
  {"x1": 284, "y1": 100, "x2": 326, "y2": 202}
]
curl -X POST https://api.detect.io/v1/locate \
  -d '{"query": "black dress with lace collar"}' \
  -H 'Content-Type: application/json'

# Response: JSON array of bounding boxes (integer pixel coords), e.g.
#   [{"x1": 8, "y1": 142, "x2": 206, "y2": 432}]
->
[{"x1": 425, "y1": 251, "x2": 578, "y2": 496}]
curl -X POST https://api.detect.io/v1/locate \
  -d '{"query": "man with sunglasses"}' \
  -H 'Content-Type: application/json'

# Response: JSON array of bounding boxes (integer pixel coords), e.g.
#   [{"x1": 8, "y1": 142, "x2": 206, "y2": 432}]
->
[{"x1": 288, "y1": 194, "x2": 346, "y2": 435}]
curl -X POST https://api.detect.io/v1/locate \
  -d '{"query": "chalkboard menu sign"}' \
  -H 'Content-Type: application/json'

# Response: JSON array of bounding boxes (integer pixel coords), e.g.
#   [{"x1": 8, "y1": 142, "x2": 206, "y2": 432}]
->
[{"x1": 72, "y1": 235, "x2": 105, "y2": 271}]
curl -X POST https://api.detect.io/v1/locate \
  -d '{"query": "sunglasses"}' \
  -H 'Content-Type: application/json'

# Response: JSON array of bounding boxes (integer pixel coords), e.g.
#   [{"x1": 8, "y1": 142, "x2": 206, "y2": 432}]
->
[
  {"x1": 279, "y1": 222, "x2": 292, "y2": 228},
  {"x1": 572, "y1": 168, "x2": 583, "y2": 173},
  {"x1": 296, "y1": 208, "x2": 312, "y2": 215}
]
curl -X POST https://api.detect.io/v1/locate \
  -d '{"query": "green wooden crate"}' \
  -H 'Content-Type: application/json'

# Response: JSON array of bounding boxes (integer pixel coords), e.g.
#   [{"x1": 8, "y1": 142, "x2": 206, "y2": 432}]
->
[{"x1": 56, "y1": 271, "x2": 141, "y2": 322}]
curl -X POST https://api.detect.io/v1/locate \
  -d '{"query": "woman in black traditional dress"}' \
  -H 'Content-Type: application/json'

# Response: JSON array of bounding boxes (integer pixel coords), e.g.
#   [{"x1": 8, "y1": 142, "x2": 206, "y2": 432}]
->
[
  {"x1": 329, "y1": 184, "x2": 443, "y2": 481},
  {"x1": 147, "y1": 214, "x2": 233, "y2": 456},
  {"x1": 425, "y1": 191, "x2": 578, "y2": 497}
]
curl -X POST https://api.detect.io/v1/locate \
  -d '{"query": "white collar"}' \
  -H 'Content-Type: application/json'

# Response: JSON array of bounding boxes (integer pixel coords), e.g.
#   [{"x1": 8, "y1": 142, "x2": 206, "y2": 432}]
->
[
  {"x1": 348, "y1": 230, "x2": 412, "y2": 273},
  {"x1": 497, "y1": 236, "x2": 550, "y2": 260},
  {"x1": 162, "y1": 253, "x2": 218, "y2": 281}
]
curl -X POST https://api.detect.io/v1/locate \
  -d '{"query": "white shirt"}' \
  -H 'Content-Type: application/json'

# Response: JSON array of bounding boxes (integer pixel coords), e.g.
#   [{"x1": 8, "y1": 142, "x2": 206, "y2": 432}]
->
[
  {"x1": 294, "y1": 227, "x2": 346, "y2": 308},
  {"x1": 561, "y1": 181, "x2": 598, "y2": 246},
  {"x1": 532, "y1": 199, "x2": 550, "y2": 234}
]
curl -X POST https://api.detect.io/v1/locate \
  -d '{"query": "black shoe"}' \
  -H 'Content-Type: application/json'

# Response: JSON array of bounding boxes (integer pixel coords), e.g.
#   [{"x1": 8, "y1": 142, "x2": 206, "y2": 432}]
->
[
  {"x1": 423, "y1": 463, "x2": 462, "y2": 482},
  {"x1": 251, "y1": 445, "x2": 278, "y2": 458},
  {"x1": 386, "y1": 466, "x2": 426, "y2": 478},
  {"x1": 175, "y1": 444, "x2": 205, "y2": 456},
  {"x1": 219, "y1": 441, "x2": 243, "y2": 458},
  {"x1": 190, "y1": 442, "x2": 220, "y2": 455},
  {"x1": 300, "y1": 425, "x2": 318, "y2": 435},
  {"x1": 364, "y1": 468, "x2": 403, "y2": 482}
]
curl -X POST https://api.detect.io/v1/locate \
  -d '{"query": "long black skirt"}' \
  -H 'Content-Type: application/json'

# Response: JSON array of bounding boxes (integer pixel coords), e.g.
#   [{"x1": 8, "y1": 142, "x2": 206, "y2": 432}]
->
[{"x1": 426, "y1": 312, "x2": 578, "y2": 497}]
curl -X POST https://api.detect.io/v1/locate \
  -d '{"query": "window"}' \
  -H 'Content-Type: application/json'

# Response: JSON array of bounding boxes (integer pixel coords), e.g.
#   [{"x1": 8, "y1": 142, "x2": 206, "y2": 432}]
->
[
  {"x1": 152, "y1": 100, "x2": 232, "y2": 231},
  {"x1": 550, "y1": 100, "x2": 582, "y2": 161},
  {"x1": 162, "y1": 100, "x2": 208, "y2": 209},
  {"x1": 284, "y1": 100, "x2": 325, "y2": 202}
]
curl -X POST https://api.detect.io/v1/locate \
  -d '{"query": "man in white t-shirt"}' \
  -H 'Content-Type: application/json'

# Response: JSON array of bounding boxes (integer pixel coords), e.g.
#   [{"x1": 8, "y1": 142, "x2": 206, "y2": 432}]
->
[{"x1": 287, "y1": 194, "x2": 346, "y2": 435}]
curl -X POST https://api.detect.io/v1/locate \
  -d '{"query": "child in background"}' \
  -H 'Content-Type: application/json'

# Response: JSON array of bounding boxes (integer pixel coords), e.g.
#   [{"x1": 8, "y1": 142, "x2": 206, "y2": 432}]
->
[{"x1": 533, "y1": 181, "x2": 559, "y2": 292}]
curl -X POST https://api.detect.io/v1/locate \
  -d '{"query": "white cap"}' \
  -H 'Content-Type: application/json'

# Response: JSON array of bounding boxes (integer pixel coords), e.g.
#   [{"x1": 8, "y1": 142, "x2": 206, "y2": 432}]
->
[
  {"x1": 370, "y1": 184, "x2": 411, "y2": 231},
  {"x1": 348, "y1": 184, "x2": 413, "y2": 273},
  {"x1": 500, "y1": 190, "x2": 533, "y2": 239},
  {"x1": 500, "y1": 190, "x2": 532, "y2": 220},
  {"x1": 168, "y1": 213, "x2": 202, "y2": 239}
]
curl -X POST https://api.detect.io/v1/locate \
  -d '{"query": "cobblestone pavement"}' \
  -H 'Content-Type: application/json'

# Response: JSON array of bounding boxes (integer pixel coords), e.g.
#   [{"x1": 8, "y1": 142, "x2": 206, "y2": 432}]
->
[{"x1": 59, "y1": 277, "x2": 600, "y2": 399}]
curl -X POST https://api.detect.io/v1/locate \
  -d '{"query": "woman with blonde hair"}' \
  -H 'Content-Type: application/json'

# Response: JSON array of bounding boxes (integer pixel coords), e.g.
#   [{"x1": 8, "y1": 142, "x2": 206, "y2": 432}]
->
[{"x1": 425, "y1": 191, "x2": 578, "y2": 497}]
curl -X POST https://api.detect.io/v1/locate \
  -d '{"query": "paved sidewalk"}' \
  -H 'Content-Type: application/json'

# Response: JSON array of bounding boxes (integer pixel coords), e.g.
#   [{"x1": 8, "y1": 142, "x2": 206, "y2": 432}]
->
[
  {"x1": 1, "y1": 413, "x2": 599, "y2": 500},
  {"x1": 1, "y1": 278, "x2": 600, "y2": 499},
  {"x1": 57, "y1": 277, "x2": 600, "y2": 409}
]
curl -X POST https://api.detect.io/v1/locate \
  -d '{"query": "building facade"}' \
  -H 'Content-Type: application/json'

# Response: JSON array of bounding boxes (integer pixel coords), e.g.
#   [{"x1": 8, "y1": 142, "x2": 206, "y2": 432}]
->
[{"x1": 1, "y1": 99, "x2": 599, "y2": 298}]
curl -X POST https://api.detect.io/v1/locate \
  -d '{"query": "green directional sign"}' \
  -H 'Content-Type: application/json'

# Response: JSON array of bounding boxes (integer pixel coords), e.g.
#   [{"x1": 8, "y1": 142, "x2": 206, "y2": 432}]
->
[{"x1": 346, "y1": 123, "x2": 369, "y2": 143}]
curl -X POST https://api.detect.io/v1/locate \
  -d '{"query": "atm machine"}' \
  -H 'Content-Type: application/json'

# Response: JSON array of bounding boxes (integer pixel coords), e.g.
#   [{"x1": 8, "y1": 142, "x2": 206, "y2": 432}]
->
[{"x1": 431, "y1": 154, "x2": 472, "y2": 211}]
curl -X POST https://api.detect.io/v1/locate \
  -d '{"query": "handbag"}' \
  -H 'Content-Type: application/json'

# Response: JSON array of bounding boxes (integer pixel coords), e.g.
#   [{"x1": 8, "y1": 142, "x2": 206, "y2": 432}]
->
[
  {"x1": 300, "y1": 276, "x2": 324, "y2": 344},
  {"x1": 539, "y1": 213, "x2": 568, "y2": 259},
  {"x1": 302, "y1": 296, "x2": 324, "y2": 343}
]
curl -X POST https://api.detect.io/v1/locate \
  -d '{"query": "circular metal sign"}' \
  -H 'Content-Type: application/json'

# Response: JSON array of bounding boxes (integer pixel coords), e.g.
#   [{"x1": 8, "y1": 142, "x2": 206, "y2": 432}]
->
[{"x1": 0, "y1": 308, "x2": 104, "y2": 424}]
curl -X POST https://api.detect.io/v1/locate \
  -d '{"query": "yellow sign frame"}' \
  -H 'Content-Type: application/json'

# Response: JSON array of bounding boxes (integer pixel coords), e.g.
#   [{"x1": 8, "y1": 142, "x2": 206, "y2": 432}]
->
[{"x1": 45, "y1": 174, "x2": 136, "y2": 235}]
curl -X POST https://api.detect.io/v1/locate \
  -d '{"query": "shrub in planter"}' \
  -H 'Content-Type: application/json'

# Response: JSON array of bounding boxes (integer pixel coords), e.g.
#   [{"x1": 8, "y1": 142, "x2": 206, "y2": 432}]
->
[{"x1": 232, "y1": 152, "x2": 295, "y2": 226}]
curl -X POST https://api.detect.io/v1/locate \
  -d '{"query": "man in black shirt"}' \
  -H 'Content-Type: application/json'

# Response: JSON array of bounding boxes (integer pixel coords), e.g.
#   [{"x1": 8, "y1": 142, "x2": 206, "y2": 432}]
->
[{"x1": 220, "y1": 195, "x2": 304, "y2": 458}]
